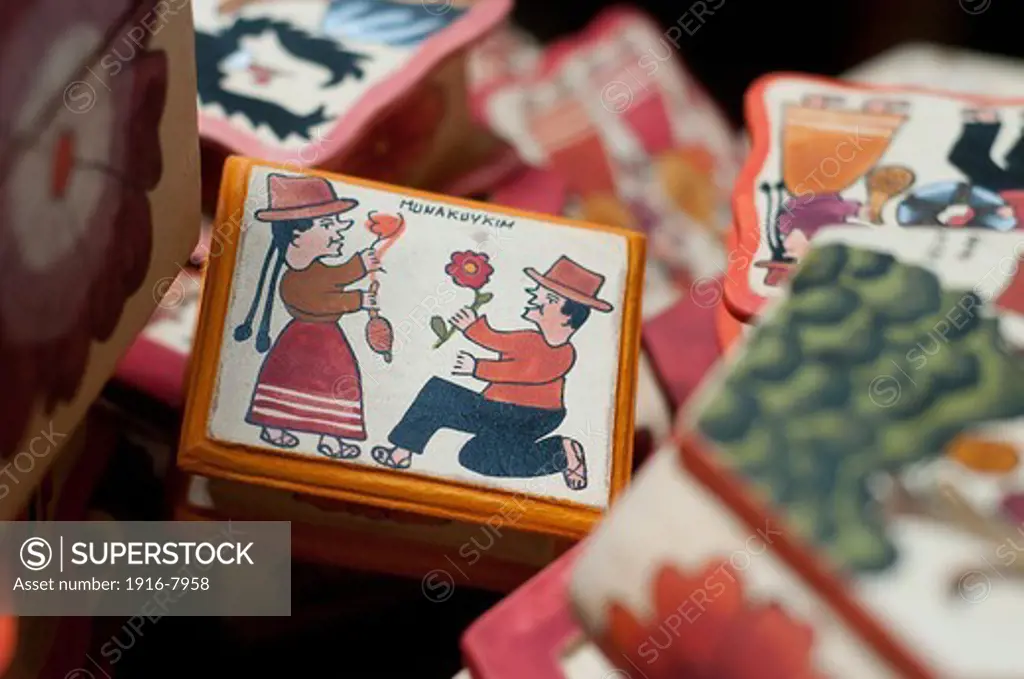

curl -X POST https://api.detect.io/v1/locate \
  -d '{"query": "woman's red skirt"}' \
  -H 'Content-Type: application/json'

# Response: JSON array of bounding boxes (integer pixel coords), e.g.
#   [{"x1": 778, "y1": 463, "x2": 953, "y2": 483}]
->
[{"x1": 246, "y1": 320, "x2": 366, "y2": 440}]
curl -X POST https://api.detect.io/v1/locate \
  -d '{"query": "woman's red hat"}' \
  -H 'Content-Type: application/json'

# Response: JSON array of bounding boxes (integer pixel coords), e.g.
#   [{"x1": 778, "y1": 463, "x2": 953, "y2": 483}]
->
[{"x1": 254, "y1": 174, "x2": 359, "y2": 222}]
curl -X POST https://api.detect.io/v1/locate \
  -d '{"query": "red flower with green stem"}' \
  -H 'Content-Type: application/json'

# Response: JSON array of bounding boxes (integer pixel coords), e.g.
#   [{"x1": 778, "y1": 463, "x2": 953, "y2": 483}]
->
[{"x1": 432, "y1": 251, "x2": 494, "y2": 347}]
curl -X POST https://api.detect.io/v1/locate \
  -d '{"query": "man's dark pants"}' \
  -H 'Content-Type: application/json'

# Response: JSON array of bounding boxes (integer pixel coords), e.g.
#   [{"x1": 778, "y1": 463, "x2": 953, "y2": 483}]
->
[{"x1": 389, "y1": 377, "x2": 567, "y2": 477}]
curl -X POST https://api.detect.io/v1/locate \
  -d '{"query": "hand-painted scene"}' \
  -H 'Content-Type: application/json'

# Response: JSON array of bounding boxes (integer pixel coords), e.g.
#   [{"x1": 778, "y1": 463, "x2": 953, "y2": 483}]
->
[
  {"x1": 746, "y1": 77, "x2": 1024, "y2": 295},
  {"x1": 696, "y1": 229, "x2": 1024, "y2": 676},
  {"x1": 193, "y1": 0, "x2": 484, "y2": 148},
  {"x1": 210, "y1": 166, "x2": 628, "y2": 507},
  {"x1": 477, "y1": 9, "x2": 740, "y2": 311}
]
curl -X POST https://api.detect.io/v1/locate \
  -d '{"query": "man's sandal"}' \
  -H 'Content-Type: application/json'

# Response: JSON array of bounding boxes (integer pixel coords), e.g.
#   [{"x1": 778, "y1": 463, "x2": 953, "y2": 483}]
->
[
  {"x1": 562, "y1": 439, "x2": 588, "y2": 490},
  {"x1": 371, "y1": 446, "x2": 412, "y2": 470}
]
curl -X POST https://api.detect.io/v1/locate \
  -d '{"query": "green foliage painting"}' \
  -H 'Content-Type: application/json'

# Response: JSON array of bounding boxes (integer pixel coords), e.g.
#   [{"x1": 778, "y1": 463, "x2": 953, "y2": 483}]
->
[{"x1": 698, "y1": 243, "x2": 1024, "y2": 573}]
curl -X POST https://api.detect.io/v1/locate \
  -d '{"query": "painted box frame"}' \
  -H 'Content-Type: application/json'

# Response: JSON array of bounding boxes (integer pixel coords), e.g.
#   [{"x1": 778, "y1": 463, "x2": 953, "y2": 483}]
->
[{"x1": 179, "y1": 157, "x2": 645, "y2": 539}]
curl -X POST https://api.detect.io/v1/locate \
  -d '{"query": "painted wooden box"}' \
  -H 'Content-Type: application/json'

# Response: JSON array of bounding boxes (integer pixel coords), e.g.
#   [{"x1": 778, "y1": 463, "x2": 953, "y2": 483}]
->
[
  {"x1": 0, "y1": 1, "x2": 201, "y2": 518},
  {"x1": 572, "y1": 226, "x2": 1024, "y2": 678},
  {"x1": 179, "y1": 157, "x2": 644, "y2": 538},
  {"x1": 193, "y1": 0, "x2": 514, "y2": 201},
  {"x1": 112, "y1": 171, "x2": 670, "y2": 470},
  {"x1": 712, "y1": 50, "x2": 1024, "y2": 351},
  {"x1": 726, "y1": 74, "x2": 1024, "y2": 322}
]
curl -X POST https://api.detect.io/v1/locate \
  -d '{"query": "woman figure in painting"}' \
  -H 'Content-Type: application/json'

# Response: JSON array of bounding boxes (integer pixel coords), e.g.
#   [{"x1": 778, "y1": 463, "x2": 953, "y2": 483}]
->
[{"x1": 234, "y1": 174, "x2": 382, "y2": 459}]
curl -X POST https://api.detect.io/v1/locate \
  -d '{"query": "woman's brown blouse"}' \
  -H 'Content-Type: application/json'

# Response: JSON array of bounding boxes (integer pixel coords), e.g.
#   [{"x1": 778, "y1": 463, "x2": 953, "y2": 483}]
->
[{"x1": 280, "y1": 255, "x2": 367, "y2": 323}]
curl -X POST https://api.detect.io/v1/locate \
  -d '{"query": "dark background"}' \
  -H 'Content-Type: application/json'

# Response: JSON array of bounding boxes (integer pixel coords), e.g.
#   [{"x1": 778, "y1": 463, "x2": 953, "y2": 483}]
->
[{"x1": 106, "y1": 0, "x2": 1024, "y2": 676}]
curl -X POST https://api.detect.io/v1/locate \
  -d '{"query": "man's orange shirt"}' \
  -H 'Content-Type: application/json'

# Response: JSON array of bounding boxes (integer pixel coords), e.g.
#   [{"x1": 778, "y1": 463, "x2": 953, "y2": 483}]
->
[{"x1": 465, "y1": 316, "x2": 575, "y2": 411}]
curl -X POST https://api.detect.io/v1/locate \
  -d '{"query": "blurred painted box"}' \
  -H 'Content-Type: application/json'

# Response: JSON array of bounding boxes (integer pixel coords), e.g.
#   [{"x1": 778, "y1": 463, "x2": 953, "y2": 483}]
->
[
  {"x1": 193, "y1": 0, "x2": 515, "y2": 209},
  {"x1": 721, "y1": 56, "x2": 1024, "y2": 346},
  {"x1": 0, "y1": 0, "x2": 201, "y2": 518},
  {"x1": 572, "y1": 228, "x2": 1024, "y2": 678},
  {"x1": 474, "y1": 7, "x2": 743, "y2": 312},
  {"x1": 726, "y1": 73, "x2": 1024, "y2": 323}
]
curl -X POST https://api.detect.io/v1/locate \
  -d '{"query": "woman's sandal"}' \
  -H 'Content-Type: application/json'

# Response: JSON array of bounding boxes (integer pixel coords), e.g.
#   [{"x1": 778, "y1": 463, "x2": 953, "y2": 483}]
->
[
  {"x1": 318, "y1": 439, "x2": 361, "y2": 460},
  {"x1": 338, "y1": 444, "x2": 361, "y2": 459},
  {"x1": 562, "y1": 439, "x2": 588, "y2": 490},
  {"x1": 371, "y1": 446, "x2": 412, "y2": 470},
  {"x1": 260, "y1": 428, "x2": 299, "y2": 449}
]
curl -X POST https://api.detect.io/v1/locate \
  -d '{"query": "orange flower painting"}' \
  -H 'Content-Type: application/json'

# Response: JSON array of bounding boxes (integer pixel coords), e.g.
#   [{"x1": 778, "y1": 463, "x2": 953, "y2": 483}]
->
[
  {"x1": 366, "y1": 211, "x2": 406, "y2": 244},
  {"x1": 599, "y1": 560, "x2": 825, "y2": 679}
]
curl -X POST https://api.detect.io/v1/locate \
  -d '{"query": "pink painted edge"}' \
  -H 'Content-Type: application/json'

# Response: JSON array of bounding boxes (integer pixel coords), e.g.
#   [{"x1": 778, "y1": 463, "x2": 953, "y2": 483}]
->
[
  {"x1": 461, "y1": 544, "x2": 584, "y2": 679},
  {"x1": 198, "y1": 0, "x2": 512, "y2": 166},
  {"x1": 113, "y1": 336, "x2": 188, "y2": 408}
]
